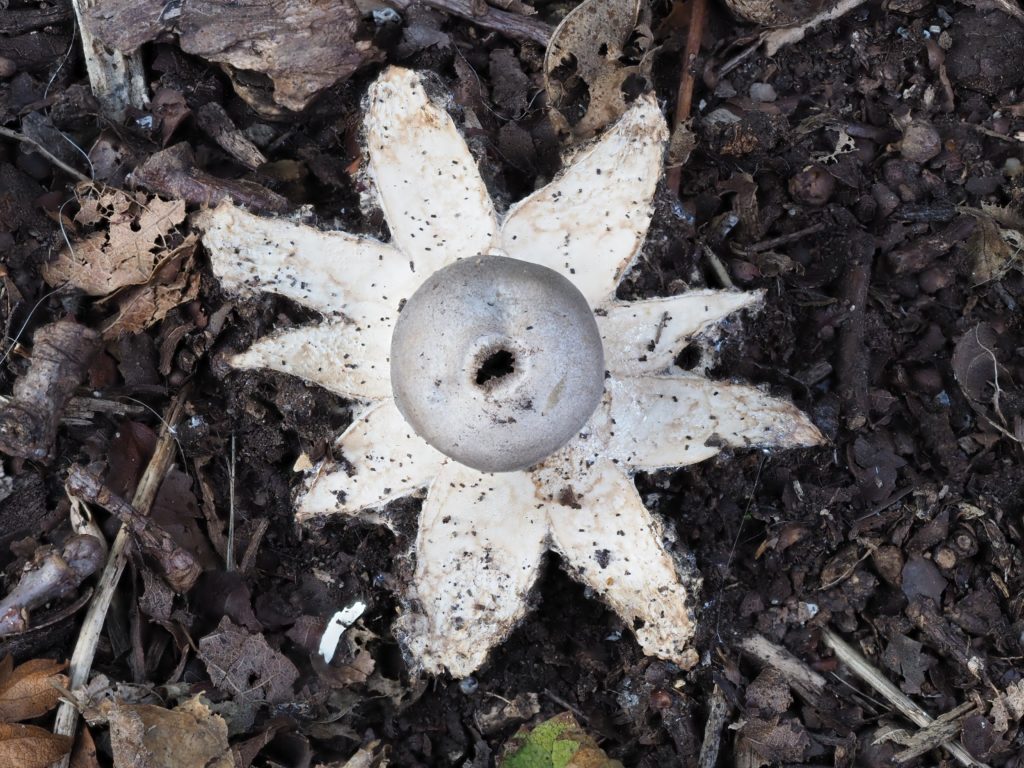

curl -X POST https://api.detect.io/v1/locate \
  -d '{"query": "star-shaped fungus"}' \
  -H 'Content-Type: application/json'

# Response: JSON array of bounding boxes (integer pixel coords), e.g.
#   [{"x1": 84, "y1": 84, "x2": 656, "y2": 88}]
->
[{"x1": 197, "y1": 66, "x2": 823, "y2": 677}]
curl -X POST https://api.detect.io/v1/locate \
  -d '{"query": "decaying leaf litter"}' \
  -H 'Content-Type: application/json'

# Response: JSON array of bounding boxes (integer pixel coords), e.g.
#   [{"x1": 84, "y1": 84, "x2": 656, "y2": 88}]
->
[{"x1": 1, "y1": 0, "x2": 1023, "y2": 763}]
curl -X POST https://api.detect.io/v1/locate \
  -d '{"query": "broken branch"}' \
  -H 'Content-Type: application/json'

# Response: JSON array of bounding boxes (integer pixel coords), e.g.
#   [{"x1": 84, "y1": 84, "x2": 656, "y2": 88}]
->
[
  {"x1": 0, "y1": 536, "x2": 105, "y2": 636},
  {"x1": 0, "y1": 320, "x2": 101, "y2": 462},
  {"x1": 821, "y1": 628, "x2": 989, "y2": 768},
  {"x1": 65, "y1": 466, "x2": 202, "y2": 594},
  {"x1": 51, "y1": 388, "x2": 190, "y2": 767},
  {"x1": 385, "y1": 0, "x2": 552, "y2": 44}
]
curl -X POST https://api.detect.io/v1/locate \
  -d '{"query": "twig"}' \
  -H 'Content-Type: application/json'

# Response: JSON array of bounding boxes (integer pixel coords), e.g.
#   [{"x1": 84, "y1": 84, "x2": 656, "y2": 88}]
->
[
  {"x1": 702, "y1": 244, "x2": 735, "y2": 289},
  {"x1": 697, "y1": 684, "x2": 730, "y2": 768},
  {"x1": 836, "y1": 232, "x2": 873, "y2": 430},
  {"x1": 893, "y1": 701, "x2": 978, "y2": 763},
  {"x1": 239, "y1": 518, "x2": 269, "y2": 574},
  {"x1": 739, "y1": 222, "x2": 826, "y2": 254},
  {"x1": 0, "y1": 536, "x2": 105, "y2": 635},
  {"x1": 65, "y1": 466, "x2": 201, "y2": 593},
  {"x1": 821, "y1": 628, "x2": 990, "y2": 768},
  {"x1": 737, "y1": 634, "x2": 828, "y2": 705},
  {"x1": 52, "y1": 388, "x2": 190, "y2": 767},
  {"x1": 0, "y1": 127, "x2": 90, "y2": 183},
  {"x1": 226, "y1": 433, "x2": 236, "y2": 571},
  {"x1": 385, "y1": 0, "x2": 552, "y2": 45},
  {"x1": 666, "y1": 0, "x2": 708, "y2": 194}
]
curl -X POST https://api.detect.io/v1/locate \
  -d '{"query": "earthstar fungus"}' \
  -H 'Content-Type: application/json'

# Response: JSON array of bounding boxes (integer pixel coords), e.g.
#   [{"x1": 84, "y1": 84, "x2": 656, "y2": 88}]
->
[{"x1": 198, "y1": 66, "x2": 823, "y2": 677}]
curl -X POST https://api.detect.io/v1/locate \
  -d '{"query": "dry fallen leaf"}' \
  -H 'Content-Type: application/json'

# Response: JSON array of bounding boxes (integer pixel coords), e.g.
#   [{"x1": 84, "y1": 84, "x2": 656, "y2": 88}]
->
[
  {"x1": 199, "y1": 617, "x2": 299, "y2": 705},
  {"x1": 544, "y1": 0, "x2": 652, "y2": 139},
  {"x1": 69, "y1": 726, "x2": 101, "y2": 768},
  {"x1": 104, "y1": 697, "x2": 232, "y2": 768},
  {"x1": 102, "y1": 247, "x2": 201, "y2": 340},
  {"x1": 967, "y1": 214, "x2": 1022, "y2": 284},
  {"x1": 42, "y1": 185, "x2": 186, "y2": 296},
  {"x1": 0, "y1": 656, "x2": 68, "y2": 722},
  {"x1": 0, "y1": 722, "x2": 73, "y2": 768}
]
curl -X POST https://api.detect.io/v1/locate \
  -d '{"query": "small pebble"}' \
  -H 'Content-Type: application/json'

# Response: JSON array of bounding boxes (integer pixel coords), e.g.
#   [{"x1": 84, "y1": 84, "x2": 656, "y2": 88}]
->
[
  {"x1": 749, "y1": 82, "x2": 777, "y2": 102},
  {"x1": 898, "y1": 120, "x2": 941, "y2": 164},
  {"x1": 459, "y1": 676, "x2": 479, "y2": 694},
  {"x1": 0, "y1": 57, "x2": 15, "y2": 79}
]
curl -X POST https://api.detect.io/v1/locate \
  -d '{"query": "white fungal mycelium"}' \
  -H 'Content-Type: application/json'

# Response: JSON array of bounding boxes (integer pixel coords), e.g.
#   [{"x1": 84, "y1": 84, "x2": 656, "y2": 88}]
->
[{"x1": 196, "y1": 66, "x2": 823, "y2": 678}]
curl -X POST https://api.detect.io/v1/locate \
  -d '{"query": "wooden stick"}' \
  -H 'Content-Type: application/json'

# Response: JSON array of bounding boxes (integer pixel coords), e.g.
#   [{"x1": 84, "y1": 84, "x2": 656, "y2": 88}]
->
[
  {"x1": 894, "y1": 701, "x2": 977, "y2": 763},
  {"x1": 737, "y1": 634, "x2": 828, "y2": 704},
  {"x1": 65, "y1": 466, "x2": 201, "y2": 593},
  {"x1": 822, "y1": 628, "x2": 989, "y2": 768},
  {"x1": 52, "y1": 389, "x2": 189, "y2": 766},
  {"x1": 666, "y1": 0, "x2": 708, "y2": 194},
  {"x1": 0, "y1": 127, "x2": 90, "y2": 183},
  {"x1": 697, "y1": 684, "x2": 730, "y2": 768}
]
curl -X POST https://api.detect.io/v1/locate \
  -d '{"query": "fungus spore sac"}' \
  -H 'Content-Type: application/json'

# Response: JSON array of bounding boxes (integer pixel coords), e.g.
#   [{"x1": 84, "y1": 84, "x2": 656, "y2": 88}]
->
[{"x1": 389, "y1": 255, "x2": 606, "y2": 473}]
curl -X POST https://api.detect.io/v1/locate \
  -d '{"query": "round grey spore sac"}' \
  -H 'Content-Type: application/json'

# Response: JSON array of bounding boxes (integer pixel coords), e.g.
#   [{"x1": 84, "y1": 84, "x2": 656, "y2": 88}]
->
[{"x1": 390, "y1": 255, "x2": 605, "y2": 473}]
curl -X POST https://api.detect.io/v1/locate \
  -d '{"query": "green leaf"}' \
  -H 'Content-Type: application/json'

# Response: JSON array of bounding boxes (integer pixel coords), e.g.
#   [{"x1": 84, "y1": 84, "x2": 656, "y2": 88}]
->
[{"x1": 499, "y1": 712, "x2": 623, "y2": 768}]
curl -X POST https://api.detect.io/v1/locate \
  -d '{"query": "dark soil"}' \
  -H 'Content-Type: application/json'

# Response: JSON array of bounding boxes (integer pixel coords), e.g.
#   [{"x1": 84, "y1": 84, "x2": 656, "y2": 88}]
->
[{"x1": 2, "y1": 0, "x2": 1024, "y2": 766}]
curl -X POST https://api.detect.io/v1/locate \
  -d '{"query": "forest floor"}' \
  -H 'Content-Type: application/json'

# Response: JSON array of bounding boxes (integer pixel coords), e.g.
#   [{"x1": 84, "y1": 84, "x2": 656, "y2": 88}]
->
[{"x1": 1, "y1": 0, "x2": 1024, "y2": 765}]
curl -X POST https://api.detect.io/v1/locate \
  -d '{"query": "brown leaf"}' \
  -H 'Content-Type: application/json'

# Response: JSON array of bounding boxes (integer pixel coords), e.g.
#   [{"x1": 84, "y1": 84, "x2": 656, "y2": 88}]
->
[
  {"x1": 105, "y1": 697, "x2": 232, "y2": 768},
  {"x1": 0, "y1": 723, "x2": 72, "y2": 768},
  {"x1": 102, "y1": 245, "x2": 200, "y2": 340},
  {"x1": 968, "y1": 215, "x2": 1020, "y2": 284},
  {"x1": 952, "y1": 324, "x2": 1017, "y2": 436},
  {"x1": 0, "y1": 657, "x2": 67, "y2": 721},
  {"x1": 739, "y1": 716, "x2": 811, "y2": 763},
  {"x1": 42, "y1": 186, "x2": 187, "y2": 296},
  {"x1": 199, "y1": 617, "x2": 299, "y2": 705},
  {"x1": 544, "y1": 0, "x2": 652, "y2": 140},
  {"x1": 69, "y1": 726, "x2": 101, "y2": 768}
]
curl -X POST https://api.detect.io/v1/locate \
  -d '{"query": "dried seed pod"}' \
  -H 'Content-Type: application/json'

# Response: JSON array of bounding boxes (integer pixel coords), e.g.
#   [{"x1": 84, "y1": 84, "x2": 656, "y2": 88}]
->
[
  {"x1": 951, "y1": 528, "x2": 978, "y2": 558},
  {"x1": 789, "y1": 165, "x2": 835, "y2": 206}
]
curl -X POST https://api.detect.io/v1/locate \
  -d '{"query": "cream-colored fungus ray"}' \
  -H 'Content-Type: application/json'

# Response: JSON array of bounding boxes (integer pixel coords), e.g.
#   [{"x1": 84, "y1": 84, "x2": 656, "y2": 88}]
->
[
  {"x1": 499, "y1": 94, "x2": 668, "y2": 307},
  {"x1": 196, "y1": 201, "x2": 415, "y2": 325},
  {"x1": 394, "y1": 461, "x2": 549, "y2": 677},
  {"x1": 606, "y1": 375, "x2": 824, "y2": 471},
  {"x1": 296, "y1": 399, "x2": 445, "y2": 525},
  {"x1": 546, "y1": 458, "x2": 698, "y2": 668},
  {"x1": 598, "y1": 290, "x2": 763, "y2": 375},
  {"x1": 365, "y1": 67, "x2": 498, "y2": 274},
  {"x1": 231, "y1": 321, "x2": 392, "y2": 401}
]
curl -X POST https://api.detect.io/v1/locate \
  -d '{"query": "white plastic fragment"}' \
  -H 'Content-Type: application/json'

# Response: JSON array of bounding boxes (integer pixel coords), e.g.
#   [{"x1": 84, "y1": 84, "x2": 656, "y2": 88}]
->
[{"x1": 319, "y1": 600, "x2": 368, "y2": 663}]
